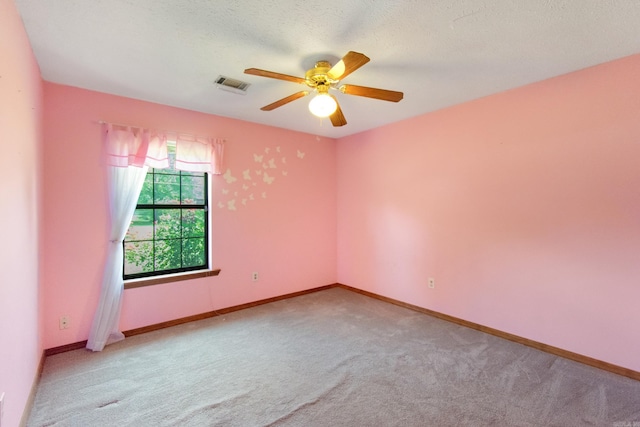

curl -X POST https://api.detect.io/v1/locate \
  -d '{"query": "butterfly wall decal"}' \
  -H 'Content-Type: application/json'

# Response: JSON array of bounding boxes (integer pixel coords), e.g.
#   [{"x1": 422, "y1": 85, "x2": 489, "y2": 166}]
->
[
  {"x1": 263, "y1": 173, "x2": 275, "y2": 185},
  {"x1": 223, "y1": 169, "x2": 237, "y2": 184}
]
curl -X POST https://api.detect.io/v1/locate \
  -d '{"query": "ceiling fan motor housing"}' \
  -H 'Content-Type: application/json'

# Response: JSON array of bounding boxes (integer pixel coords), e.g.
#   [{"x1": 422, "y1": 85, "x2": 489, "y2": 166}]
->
[{"x1": 305, "y1": 61, "x2": 338, "y2": 91}]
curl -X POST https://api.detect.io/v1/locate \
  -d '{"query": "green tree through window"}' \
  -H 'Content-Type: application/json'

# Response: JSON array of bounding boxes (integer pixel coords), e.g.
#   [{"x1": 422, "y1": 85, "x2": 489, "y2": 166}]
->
[{"x1": 123, "y1": 145, "x2": 208, "y2": 279}]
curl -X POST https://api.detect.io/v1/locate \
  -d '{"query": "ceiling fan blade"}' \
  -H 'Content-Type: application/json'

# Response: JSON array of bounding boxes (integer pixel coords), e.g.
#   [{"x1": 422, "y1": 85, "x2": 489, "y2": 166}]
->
[
  {"x1": 329, "y1": 95, "x2": 347, "y2": 127},
  {"x1": 339, "y1": 84, "x2": 404, "y2": 102},
  {"x1": 244, "y1": 68, "x2": 306, "y2": 84},
  {"x1": 260, "y1": 91, "x2": 309, "y2": 111},
  {"x1": 327, "y1": 51, "x2": 370, "y2": 81}
]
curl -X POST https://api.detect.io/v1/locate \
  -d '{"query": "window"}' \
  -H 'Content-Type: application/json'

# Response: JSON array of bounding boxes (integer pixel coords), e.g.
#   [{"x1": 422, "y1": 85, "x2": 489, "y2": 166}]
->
[{"x1": 123, "y1": 144, "x2": 209, "y2": 279}]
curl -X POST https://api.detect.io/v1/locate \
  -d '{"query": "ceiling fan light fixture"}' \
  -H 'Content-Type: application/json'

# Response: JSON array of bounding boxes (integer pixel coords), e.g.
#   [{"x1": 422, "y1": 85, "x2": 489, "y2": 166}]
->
[
  {"x1": 245, "y1": 51, "x2": 401, "y2": 127},
  {"x1": 308, "y1": 93, "x2": 337, "y2": 117}
]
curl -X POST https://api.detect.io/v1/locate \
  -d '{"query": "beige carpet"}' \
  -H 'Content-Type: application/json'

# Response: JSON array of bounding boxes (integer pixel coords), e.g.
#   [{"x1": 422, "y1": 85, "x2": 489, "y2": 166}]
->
[{"x1": 28, "y1": 287, "x2": 640, "y2": 426}]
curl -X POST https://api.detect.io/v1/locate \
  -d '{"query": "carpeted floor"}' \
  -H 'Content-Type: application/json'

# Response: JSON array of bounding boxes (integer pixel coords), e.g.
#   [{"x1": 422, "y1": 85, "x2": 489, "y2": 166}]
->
[{"x1": 28, "y1": 287, "x2": 640, "y2": 426}]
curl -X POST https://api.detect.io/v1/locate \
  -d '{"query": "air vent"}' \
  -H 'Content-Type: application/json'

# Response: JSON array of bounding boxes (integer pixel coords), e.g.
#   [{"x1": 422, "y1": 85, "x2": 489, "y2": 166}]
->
[{"x1": 215, "y1": 75, "x2": 250, "y2": 95}]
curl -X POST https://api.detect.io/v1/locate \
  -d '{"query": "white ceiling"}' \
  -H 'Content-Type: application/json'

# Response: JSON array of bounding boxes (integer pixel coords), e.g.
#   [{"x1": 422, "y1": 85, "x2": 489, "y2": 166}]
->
[{"x1": 14, "y1": 0, "x2": 640, "y2": 138}]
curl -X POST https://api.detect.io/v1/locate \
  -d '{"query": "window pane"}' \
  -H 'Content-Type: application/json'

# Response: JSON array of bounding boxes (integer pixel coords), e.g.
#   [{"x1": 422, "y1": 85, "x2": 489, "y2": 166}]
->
[
  {"x1": 125, "y1": 209, "x2": 154, "y2": 241},
  {"x1": 155, "y1": 239, "x2": 181, "y2": 271},
  {"x1": 154, "y1": 174, "x2": 180, "y2": 204},
  {"x1": 181, "y1": 170, "x2": 204, "y2": 177},
  {"x1": 155, "y1": 209, "x2": 181, "y2": 240},
  {"x1": 124, "y1": 241, "x2": 154, "y2": 275},
  {"x1": 182, "y1": 209, "x2": 205, "y2": 238},
  {"x1": 183, "y1": 238, "x2": 205, "y2": 267},
  {"x1": 138, "y1": 174, "x2": 154, "y2": 204},
  {"x1": 181, "y1": 175, "x2": 205, "y2": 204}
]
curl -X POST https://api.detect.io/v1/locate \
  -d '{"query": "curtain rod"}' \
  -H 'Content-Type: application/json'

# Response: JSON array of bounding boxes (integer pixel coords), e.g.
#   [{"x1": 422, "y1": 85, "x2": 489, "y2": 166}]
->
[{"x1": 97, "y1": 120, "x2": 226, "y2": 142}]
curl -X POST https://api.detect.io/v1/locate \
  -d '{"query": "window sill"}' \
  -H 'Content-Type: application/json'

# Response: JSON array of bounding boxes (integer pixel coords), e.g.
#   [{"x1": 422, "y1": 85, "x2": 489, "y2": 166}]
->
[{"x1": 124, "y1": 268, "x2": 221, "y2": 290}]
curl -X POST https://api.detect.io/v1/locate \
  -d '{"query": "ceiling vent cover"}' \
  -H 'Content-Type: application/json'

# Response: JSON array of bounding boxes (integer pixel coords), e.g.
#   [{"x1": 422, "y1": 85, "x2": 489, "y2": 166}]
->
[{"x1": 215, "y1": 75, "x2": 250, "y2": 95}]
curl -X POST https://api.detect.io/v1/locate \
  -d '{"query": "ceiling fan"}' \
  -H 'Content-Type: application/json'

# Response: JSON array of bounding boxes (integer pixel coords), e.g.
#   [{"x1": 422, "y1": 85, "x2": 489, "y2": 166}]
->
[{"x1": 244, "y1": 51, "x2": 403, "y2": 127}]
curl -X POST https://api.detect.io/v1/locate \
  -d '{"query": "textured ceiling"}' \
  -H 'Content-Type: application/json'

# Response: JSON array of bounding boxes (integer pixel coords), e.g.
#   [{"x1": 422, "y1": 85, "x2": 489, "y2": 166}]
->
[{"x1": 13, "y1": 0, "x2": 640, "y2": 138}]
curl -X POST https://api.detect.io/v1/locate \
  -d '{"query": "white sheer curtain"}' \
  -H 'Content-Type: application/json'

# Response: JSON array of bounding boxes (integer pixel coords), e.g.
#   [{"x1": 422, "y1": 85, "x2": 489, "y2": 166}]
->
[{"x1": 87, "y1": 124, "x2": 224, "y2": 351}]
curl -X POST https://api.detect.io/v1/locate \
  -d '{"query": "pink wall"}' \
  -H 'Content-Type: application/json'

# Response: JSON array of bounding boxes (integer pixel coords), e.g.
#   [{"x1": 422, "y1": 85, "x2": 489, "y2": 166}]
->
[
  {"x1": 42, "y1": 83, "x2": 337, "y2": 349},
  {"x1": 337, "y1": 54, "x2": 640, "y2": 372},
  {"x1": 0, "y1": 0, "x2": 43, "y2": 425}
]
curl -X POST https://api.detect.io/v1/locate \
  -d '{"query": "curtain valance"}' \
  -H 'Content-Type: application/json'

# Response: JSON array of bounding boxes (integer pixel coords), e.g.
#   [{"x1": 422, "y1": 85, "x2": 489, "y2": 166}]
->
[{"x1": 103, "y1": 123, "x2": 224, "y2": 174}]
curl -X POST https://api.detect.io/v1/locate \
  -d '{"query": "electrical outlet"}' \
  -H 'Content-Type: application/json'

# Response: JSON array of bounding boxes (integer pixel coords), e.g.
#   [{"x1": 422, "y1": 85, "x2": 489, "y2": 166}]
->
[
  {"x1": 252, "y1": 272, "x2": 259, "y2": 282},
  {"x1": 59, "y1": 316, "x2": 70, "y2": 329},
  {"x1": 428, "y1": 278, "x2": 435, "y2": 289}
]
